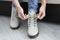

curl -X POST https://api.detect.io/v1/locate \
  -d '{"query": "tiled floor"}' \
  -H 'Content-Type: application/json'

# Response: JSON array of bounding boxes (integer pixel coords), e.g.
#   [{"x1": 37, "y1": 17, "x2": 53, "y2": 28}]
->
[{"x1": 0, "y1": 16, "x2": 60, "y2": 40}]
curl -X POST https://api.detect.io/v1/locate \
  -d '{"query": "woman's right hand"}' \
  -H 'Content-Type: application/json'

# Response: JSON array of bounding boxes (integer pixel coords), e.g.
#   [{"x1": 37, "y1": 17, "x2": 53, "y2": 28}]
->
[{"x1": 17, "y1": 6, "x2": 29, "y2": 20}]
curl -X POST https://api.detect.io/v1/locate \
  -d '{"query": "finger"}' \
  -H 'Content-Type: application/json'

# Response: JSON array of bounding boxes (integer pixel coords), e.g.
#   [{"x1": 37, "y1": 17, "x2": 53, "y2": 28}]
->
[
  {"x1": 18, "y1": 13, "x2": 25, "y2": 20},
  {"x1": 25, "y1": 14, "x2": 29, "y2": 19},
  {"x1": 37, "y1": 12, "x2": 41, "y2": 19},
  {"x1": 40, "y1": 13, "x2": 45, "y2": 20},
  {"x1": 20, "y1": 12, "x2": 26, "y2": 19}
]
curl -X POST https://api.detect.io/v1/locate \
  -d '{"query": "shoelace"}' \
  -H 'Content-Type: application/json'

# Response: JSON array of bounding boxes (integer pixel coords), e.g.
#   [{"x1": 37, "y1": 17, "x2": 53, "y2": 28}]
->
[{"x1": 28, "y1": 11, "x2": 37, "y2": 27}]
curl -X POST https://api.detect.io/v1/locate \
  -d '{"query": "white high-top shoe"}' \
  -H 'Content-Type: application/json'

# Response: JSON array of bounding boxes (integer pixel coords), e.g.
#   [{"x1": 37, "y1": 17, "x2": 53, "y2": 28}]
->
[
  {"x1": 10, "y1": 7, "x2": 19, "y2": 29},
  {"x1": 28, "y1": 10, "x2": 39, "y2": 38}
]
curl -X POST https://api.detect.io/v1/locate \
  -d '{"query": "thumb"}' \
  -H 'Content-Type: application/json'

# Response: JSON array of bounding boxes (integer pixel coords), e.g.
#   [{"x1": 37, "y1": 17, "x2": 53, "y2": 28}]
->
[
  {"x1": 25, "y1": 14, "x2": 29, "y2": 19},
  {"x1": 38, "y1": 11, "x2": 41, "y2": 18}
]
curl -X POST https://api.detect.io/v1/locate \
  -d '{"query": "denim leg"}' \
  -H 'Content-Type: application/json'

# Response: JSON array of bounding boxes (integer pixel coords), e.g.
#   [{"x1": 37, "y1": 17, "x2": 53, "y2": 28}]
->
[{"x1": 28, "y1": 0, "x2": 38, "y2": 12}]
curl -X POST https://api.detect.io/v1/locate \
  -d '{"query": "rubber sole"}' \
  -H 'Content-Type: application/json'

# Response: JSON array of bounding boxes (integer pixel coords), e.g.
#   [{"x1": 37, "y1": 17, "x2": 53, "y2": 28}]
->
[
  {"x1": 28, "y1": 32, "x2": 39, "y2": 38},
  {"x1": 10, "y1": 24, "x2": 20, "y2": 30}
]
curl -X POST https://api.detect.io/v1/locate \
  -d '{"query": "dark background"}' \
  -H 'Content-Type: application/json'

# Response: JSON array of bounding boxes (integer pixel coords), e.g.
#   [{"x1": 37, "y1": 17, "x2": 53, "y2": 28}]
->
[{"x1": 0, "y1": 1, "x2": 60, "y2": 23}]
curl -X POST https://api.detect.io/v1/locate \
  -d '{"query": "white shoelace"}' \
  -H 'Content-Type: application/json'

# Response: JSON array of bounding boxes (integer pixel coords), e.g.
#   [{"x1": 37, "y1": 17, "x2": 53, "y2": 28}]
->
[{"x1": 28, "y1": 10, "x2": 37, "y2": 27}]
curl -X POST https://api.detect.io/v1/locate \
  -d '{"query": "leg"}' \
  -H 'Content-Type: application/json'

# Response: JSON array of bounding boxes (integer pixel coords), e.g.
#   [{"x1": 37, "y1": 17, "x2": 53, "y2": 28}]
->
[
  {"x1": 28, "y1": 0, "x2": 38, "y2": 11},
  {"x1": 28, "y1": 0, "x2": 39, "y2": 38}
]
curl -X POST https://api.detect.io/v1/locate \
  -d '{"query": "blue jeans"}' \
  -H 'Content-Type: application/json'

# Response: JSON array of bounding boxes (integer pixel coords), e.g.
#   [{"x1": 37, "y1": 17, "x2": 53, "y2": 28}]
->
[{"x1": 12, "y1": 0, "x2": 38, "y2": 12}]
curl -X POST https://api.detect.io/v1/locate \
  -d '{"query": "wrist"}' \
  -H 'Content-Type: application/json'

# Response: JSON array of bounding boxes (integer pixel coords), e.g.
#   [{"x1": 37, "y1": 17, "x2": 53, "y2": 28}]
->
[
  {"x1": 16, "y1": 6, "x2": 22, "y2": 11},
  {"x1": 42, "y1": 4, "x2": 46, "y2": 8},
  {"x1": 41, "y1": 5, "x2": 46, "y2": 10}
]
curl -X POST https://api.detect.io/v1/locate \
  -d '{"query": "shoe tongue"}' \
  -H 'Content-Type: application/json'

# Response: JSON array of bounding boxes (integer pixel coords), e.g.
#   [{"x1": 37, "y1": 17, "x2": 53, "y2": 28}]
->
[{"x1": 29, "y1": 11, "x2": 36, "y2": 17}]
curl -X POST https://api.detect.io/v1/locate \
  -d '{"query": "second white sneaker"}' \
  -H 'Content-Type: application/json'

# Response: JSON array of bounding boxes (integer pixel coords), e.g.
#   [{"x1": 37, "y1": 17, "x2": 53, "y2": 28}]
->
[
  {"x1": 10, "y1": 7, "x2": 19, "y2": 29},
  {"x1": 28, "y1": 10, "x2": 39, "y2": 38}
]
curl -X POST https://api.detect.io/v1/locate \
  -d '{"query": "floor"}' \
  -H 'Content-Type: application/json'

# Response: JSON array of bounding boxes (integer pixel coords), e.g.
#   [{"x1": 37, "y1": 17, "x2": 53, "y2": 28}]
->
[{"x1": 0, "y1": 16, "x2": 60, "y2": 40}]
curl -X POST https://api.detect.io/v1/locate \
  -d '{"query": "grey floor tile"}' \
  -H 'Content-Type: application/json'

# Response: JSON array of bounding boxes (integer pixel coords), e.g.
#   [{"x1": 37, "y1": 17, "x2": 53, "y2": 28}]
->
[{"x1": 0, "y1": 16, "x2": 60, "y2": 40}]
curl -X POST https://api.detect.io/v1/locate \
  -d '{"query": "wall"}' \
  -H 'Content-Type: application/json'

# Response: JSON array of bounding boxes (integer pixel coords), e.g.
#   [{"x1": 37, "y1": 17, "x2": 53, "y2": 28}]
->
[
  {"x1": 0, "y1": 0, "x2": 60, "y2": 4},
  {"x1": 23, "y1": 0, "x2": 60, "y2": 4}
]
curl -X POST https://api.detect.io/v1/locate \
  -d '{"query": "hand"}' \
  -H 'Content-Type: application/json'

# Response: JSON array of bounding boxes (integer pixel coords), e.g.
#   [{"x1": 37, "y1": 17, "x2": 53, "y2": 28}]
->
[
  {"x1": 17, "y1": 7, "x2": 28, "y2": 20},
  {"x1": 37, "y1": 6, "x2": 46, "y2": 20}
]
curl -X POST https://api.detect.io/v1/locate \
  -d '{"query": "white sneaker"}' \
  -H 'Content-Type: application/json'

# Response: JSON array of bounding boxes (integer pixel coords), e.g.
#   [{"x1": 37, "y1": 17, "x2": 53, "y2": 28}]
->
[
  {"x1": 10, "y1": 7, "x2": 19, "y2": 29},
  {"x1": 28, "y1": 10, "x2": 39, "y2": 38}
]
